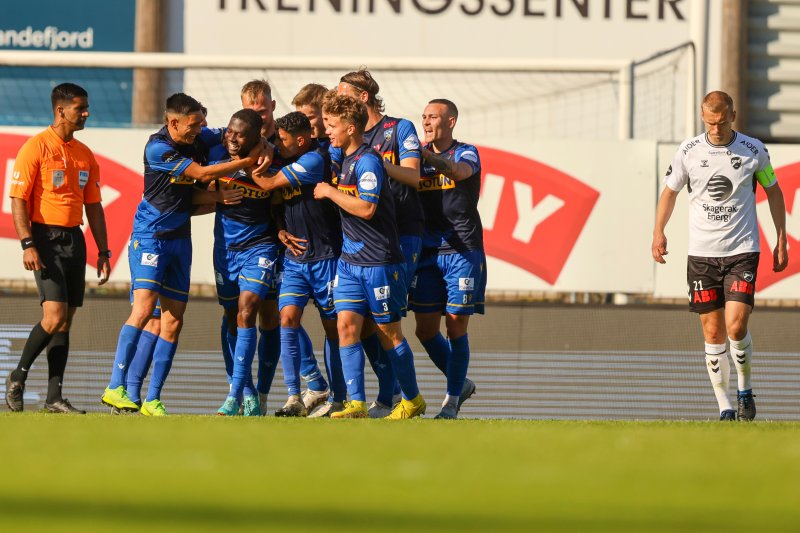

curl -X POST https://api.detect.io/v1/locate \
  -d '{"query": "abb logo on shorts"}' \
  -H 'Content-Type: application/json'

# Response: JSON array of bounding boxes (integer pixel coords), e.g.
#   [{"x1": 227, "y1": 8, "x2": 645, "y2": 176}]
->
[
  {"x1": 477, "y1": 146, "x2": 599, "y2": 284},
  {"x1": 756, "y1": 161, "x2": 800, "y2": 289},
  {"x1": 0, "y1": 133, "x2": 141, "y2": 272}
]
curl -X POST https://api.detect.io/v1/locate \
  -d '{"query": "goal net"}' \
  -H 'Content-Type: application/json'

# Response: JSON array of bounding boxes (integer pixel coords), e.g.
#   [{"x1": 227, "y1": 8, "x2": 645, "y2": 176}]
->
[{"x1": 0, "y1": 46, "x2": 694, "y2": 142}]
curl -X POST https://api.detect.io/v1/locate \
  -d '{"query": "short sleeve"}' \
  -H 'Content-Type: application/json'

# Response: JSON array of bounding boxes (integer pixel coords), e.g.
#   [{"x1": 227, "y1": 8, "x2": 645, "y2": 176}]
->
[
  {"x1": 455, "y1": 144, "x2": 481, "y2": 175},
  {"x1": 664, "y1": 150, "x2": 688, "y2": 192},
  {"x1": 397, "y1": 119, "x2": 421, "y2": 161},
  {"x1": 356, "y1": 155, "x2": 384, "y2": 204},
  {"x1": 281, "y1": 151, "x2": 325, "y2": 188},
  {"x1": 83, "y1": 151, "x2": 102, "y2": 204},
  {"x1": 145, "y1": 138, "x2": 193, "y2": 177},
  {"x1": 8, "y1": 138, "x2": 41, "y2": 200}
]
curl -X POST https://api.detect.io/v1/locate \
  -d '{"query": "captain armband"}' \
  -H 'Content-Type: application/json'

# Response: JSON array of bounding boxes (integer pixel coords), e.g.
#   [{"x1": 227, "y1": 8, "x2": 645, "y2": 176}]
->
[{"x1": 755, "y1": 164, "x2": 777, "y2": 187}]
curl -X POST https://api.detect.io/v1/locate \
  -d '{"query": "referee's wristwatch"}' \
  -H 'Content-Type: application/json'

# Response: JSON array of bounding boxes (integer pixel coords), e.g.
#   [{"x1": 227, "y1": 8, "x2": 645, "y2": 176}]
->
[{"x1": 98, "y1": 250, "x2": 112, "y2": 258}]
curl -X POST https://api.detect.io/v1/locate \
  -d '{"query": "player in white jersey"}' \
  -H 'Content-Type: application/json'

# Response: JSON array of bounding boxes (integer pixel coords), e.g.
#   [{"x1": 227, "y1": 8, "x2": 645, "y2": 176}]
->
[{"x1": 652, "y1": 91, "x2": 788, "y2": 421}]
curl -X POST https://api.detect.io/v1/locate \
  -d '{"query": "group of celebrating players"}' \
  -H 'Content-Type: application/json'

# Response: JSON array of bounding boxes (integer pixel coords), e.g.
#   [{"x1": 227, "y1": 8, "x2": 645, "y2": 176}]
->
[{"x1": 98, "y1": 70, "x2": 487, "y2": 419}]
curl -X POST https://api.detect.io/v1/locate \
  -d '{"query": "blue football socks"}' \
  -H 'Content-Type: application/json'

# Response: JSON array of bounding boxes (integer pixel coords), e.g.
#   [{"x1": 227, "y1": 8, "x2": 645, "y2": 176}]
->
[{"x1": 108, "y1": 324, "x2": 143, "y2": 389}]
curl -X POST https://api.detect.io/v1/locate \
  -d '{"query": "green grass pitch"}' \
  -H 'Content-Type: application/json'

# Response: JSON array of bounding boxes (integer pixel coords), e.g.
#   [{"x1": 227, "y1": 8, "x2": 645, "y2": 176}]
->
[{"x1": 1, "y1": 415, "x2": 798, "y2": 532}]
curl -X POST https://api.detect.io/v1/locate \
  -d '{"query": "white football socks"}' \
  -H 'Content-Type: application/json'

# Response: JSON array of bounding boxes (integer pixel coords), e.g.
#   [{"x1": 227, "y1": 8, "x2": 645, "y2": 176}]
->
[
  {"x1": 729, "y1": 331, "x2": 753, "y2": 392},
  {"x1": 705, "y1": 342, "x2": 733, "y2": 412}
]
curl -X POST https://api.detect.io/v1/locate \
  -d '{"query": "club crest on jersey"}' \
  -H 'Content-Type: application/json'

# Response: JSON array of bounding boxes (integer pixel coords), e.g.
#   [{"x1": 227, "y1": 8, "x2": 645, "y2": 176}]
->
[
  {"x1": 383, "y1": 129, "x2": 393, "y2": 142},
  {"x1": 743, "y1": 271, "x2": 755, "y2": 283},
  {"x1": 700, "y1": 160, "x2": 709, "y2": 168},
  {"x1": 666, "y1": 164, "x2": 672, "y2": 176},
  {"x1": 459, "y1": 277, "x2": 475, "y2": 291},
  {"x1": 78, "y1": 170, "x2": 89, "y2": 189},
  {"x1": 731, "y1": 156, "x2": 742, "y2": 169},
  {"x1": 392, "y1": 271, "x2": 399, "y2": 282},
  {"x1": 258, "y1": 257, "x2": 274, "y2": 269},
  {"x1": 141, "y1": 253, "x2": 159, "y2": 267}
]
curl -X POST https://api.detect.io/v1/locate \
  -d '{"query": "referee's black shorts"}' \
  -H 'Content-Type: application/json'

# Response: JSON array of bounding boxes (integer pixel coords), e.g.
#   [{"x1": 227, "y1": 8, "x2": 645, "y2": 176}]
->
[{"x1": 31, "y1": 223, "x2": 86, "y2": 308}]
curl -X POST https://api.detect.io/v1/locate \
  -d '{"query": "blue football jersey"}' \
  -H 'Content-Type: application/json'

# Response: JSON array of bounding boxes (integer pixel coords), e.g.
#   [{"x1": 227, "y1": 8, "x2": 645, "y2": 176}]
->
[
  {"x1": 418, "y1": 141, "x2": 483, "y2": 253},
  {"x1": 362, "y1": 116, "x2": 424, "y2": 238},
  {"x1": 133, "y1": 126, "x2": 224, "y2": 239},
  {"x1": 280, "y1": 141, "x2": 341, "y2": 263},
  {"x1": 212, "y1": 150, "x2": 278, "y2": 251},
  {"x1": 337, "y1": 144, "x2": 403, "y2": 266}
]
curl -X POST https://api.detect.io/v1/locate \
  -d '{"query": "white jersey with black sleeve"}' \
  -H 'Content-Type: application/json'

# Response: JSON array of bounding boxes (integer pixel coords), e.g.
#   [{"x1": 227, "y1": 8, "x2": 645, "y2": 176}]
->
[{"x1": 664, "y1": 131, "x2": 777, "y2": 258}]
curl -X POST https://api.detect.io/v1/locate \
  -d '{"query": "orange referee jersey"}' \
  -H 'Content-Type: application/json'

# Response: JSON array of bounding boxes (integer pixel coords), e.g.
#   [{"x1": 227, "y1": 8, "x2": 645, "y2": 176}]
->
[{"x1": 8, "y1": 126, "x2": 102, "y2": 228}]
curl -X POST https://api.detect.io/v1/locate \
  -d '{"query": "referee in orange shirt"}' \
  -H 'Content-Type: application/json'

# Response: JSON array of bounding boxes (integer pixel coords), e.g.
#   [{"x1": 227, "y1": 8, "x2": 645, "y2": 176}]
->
[{"x1": 5, "y1": 83, "x2": 111, "y2": 413}]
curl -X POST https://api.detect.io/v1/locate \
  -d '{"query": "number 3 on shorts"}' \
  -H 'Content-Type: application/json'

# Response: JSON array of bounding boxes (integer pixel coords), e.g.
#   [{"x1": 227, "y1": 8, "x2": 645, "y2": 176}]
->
[{"x1": 382, "y1": 302, "x2": 388, "y2": 312}]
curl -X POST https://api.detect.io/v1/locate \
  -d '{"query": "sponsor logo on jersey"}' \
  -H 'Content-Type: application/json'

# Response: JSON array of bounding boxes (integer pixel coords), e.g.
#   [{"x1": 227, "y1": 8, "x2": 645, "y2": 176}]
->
[
  {"x1": 220, "y1": 177, "x2": 270, "y2": 199},
  {"x1": 338, "y1": 184, "x2": 358, "y2": 197},
  {"x1": 403, "y1": 136, "x2": 420, "y2": 151},
  {"x1": 460, "y1": 150, "x2": 479, "y2": 163},
  {"x1": 169, "y1": 174, "x2": 195, "y2": 185},
  {"x1": 258, "y1": 257, "x2": 274, "y2": 269},
  {"x1": 730, "y1": 280, "x2": 754, "y2": 294},
  {"x1": 373, "y1": 285, "x2": 390, "y2": 300},
  {"x1": 359, "y1": 172, "x2": 378, "y2": 191},
  {"x1": 666, "y1": 164, "x2": 672, "y2": 176},
  {"x1": 708, "y1": 174, "x2": 733, "y2": 202},
  {"x1": 740, "y1": 139, "x2": 759, "y2": 156},
  {"x1": 692, "y1": 287, "x2": 718, "y2": 304},
  {"x1": 682, "y1": 139, "x2": 701, "y2": 155},
  {"x1": 78, "y1": 170, "x2": 89, "y2": 189},
  {"x1": 141, "y1": 253, "x2": 159, "y2": 267},
  {"x1": 281, "y1": 186, "x2": 302, "y2": 201},
  {"x1": 459, "y1": 277, "x2": 475, "y2": 291},
  {"x1": 703, "y1": 203, "x2": 738, "y2": 222},
  {"x1": 418, "y1": 174, "x2": 455, "y2": 191}
]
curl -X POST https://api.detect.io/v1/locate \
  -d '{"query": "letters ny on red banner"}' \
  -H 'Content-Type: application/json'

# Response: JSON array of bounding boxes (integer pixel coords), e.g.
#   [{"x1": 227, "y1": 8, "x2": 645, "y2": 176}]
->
[
  {"x1": 0, "y1": 133, "x2": 140, "y2": 271},
  {"x1": 478, "y1": 146, "x2": 599, "y2": 284}
]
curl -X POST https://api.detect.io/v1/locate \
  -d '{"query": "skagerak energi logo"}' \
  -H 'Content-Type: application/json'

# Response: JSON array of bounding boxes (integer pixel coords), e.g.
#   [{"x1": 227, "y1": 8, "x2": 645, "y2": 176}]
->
[
  {"x1": 0, "y1": 133, "x2": 141, "y2": 273},
  {"x1": 477, "y1": 146, "x2": 598, "y2": 285},
  {"x1": 703, "y1": 174, "x2": 736, "y2": 222}
]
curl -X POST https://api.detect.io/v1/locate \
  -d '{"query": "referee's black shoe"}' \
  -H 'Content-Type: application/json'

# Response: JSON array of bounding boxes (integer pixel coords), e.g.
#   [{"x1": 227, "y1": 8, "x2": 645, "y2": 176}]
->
[
  {"x1": 5, "y1": 374, "x2": 24, "y2": 412},
  {"x1": 44, "y1": 398, "x2": 86, "y2": 414}
]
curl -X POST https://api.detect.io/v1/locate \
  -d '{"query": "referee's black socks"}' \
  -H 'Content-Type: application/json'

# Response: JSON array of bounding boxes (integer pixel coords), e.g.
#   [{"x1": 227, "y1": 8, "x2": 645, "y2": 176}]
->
[
  {"x1": 10, "y1": 323, "x2": 54, "y2": 383},
  {"x1": 46, "y1": 333, "x2": 70, "y2": 403}
]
